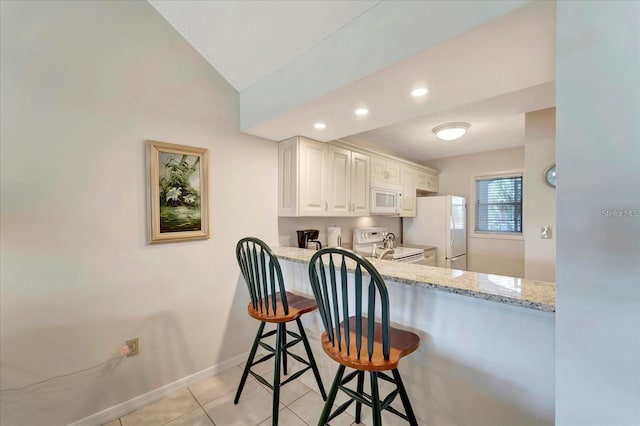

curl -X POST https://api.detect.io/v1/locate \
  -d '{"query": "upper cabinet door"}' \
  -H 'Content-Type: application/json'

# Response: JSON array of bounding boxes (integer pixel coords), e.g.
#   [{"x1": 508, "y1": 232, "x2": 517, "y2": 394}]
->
[
  {"x1": 299, "y1": 138, "x2": 328, "y2": 216},
  {"x1": 350, "y1": 151, "x2": 370, "y2": 216},
  {"x1": 426, "y1": 174, "x2": 439, "y2": 192},
  {"x1": 278, "y1": 138, "x2": 299, "y2": 216},
  {"x1": 328, "y1": 147, "x2": 369, "y2": 216},
  {"x1": 370, "y1": 156, "x2": 387, "y2": 184},
  {"x1": 327, "y1": 145, "x2": 351, "y2": 216},
  {"x1": 416, "y1": 169, "x2": 440, "y2": 193},
  {"x1": 400, "y1": 165, "x2": 416, "y2": 217},
  {"x1": 415, "y1": 170, "x2": 428, "y2": 190},
  {"x1": 370, "y1": 156, "x2": 401, "y2": 185},
  {"x1": 385, "y1": 160, "x2": 401, "y2": 185}
]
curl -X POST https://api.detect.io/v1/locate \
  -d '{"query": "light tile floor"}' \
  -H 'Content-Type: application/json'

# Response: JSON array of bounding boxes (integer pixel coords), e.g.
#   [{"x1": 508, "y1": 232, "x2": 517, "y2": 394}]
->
[{"x1": 103, "y1": 362, "x2": 408, "y2": 426}]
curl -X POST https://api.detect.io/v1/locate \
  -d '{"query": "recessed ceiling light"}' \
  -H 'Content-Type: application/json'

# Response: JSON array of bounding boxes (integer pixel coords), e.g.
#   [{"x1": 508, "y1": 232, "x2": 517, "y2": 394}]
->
[
  {"x1": 313, "y1": 122, "x2": 326, "y2": 129},
  {"x1": 432, "y1": 122, "x2": 471, "y2": 141},
  {"x1": 355, "y1": 108, "x2": 369, "y2": 116},
  {"x1": 411, "y1": 87, "x2": 428, "y2": 97}
]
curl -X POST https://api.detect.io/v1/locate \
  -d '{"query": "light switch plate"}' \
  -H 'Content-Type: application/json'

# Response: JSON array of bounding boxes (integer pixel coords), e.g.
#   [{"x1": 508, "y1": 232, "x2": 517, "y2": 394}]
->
[{"x1": 541, "y1": 225, "x2": 552, "y2": 239}]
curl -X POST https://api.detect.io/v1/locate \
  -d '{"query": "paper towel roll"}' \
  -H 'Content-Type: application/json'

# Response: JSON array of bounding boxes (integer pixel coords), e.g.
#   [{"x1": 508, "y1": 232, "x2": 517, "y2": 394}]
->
[{"x1": 327, "y1": 226, "x2": 341, "y2": 247}]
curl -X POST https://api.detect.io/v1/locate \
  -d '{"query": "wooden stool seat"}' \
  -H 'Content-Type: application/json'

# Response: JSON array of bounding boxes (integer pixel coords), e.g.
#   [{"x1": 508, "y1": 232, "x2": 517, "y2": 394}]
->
[
  {"x1": 321, "y1": 317, "x2": 420, "y2": 371},
  {"x1": 247, "y1": 291, "x2": 318, "y2": 323}
]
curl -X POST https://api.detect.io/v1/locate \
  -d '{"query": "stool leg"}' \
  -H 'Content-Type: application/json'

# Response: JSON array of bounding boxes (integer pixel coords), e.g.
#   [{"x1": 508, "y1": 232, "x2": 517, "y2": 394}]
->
[
  {"x1": 370, "y1": 372, "x2": 382, "y2": 426},
  {"x1": 273, "y1": 323, "x2": 283, "y2": 425},
  {"x1": 281, "y1": 322, "x2": 288, "y2": 376},
  {"x1": 392, "y1": 368, "x2": 418, "y2": 426},
  {"x1": 296, "y1": 318, "x2": 327, "y2": 399},
  {"x1": 234, "y1": 321, "x2": 265, "y2": 404},
  {"x1": 355, "y1": 370, "x2": 365, "y2": 423},
  {"x1": 318, "y1": 365, "x2": 345, "y2": 426}
]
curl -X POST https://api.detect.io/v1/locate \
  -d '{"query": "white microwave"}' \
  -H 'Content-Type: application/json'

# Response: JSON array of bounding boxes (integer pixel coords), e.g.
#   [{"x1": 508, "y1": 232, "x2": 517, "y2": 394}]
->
[{"x1": 370, "y1": 183, "x2": 402, "y2": 215}]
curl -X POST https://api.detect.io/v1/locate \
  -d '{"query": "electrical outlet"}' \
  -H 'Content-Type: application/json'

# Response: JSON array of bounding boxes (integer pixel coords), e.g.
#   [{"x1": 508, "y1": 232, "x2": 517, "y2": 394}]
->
[
  {"x1": 541, "y1": 225, "x2": 552, "y2": 239},
  {"x1": 126, "y1": 337, "x2": 139, "y2": 357}
]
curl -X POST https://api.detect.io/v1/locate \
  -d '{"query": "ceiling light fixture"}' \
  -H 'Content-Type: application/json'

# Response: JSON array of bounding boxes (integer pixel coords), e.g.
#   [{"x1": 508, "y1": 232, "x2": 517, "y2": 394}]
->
[
  {"x1": 355, "y1": 108, "x2": 369, "y2": 116},
  {"x1": 313, "y1": 122, "x2": 326, "y2": 129},
  {"x1": 411, "y1": 87, "x2": 428, "y2": 97},
  {"x1": 432, "y1": 122, "x2": 471, "y2": 141}
]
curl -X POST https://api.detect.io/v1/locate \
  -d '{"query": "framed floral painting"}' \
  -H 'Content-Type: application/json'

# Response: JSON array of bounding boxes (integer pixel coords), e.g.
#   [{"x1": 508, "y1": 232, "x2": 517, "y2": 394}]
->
[{"x1": 146, "y1": 140, "x2": 209, "y2": 243}]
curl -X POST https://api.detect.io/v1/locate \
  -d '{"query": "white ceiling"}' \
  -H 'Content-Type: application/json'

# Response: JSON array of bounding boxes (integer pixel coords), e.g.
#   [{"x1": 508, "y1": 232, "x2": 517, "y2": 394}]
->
[
  {"x1": 148, "y1": 0, "x2": 381, "y2": 92},
  {"x1": 148, "y1": 0, "x2": 556, "y2": 162}
]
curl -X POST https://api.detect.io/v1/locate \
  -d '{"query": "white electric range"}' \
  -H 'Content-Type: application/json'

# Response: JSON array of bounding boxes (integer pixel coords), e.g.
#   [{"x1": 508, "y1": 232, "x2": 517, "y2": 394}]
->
[{"x1": 352, "y1": 227, "x2": 426, "y2": 264}]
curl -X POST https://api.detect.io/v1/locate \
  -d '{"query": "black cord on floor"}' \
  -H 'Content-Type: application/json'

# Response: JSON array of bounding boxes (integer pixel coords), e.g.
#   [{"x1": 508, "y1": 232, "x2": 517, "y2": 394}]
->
[{"x1": 0, "y1": 355, "x2": 125, "y2": 393}]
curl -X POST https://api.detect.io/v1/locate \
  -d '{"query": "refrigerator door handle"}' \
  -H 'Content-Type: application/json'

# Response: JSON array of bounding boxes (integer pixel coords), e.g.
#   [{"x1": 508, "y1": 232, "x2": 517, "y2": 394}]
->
[
  {"x1": 450, "y1": 213, "x2": 455, "y2": 253},
  {"x1": 448, "y1": 254, "x2": 465, "y2": 261}
]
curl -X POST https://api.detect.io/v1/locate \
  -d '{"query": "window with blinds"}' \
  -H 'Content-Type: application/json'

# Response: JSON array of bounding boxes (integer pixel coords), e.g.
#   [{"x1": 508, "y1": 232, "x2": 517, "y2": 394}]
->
[{"x1": 475, "y1": 175, "x2": 522, "y2": 233}]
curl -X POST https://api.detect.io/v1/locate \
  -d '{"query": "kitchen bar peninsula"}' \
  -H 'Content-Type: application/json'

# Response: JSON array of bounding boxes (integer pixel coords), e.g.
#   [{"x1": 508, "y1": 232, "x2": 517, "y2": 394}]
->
[{"x1": 271, "y1": 246, "x2": 555, "y2": 425}]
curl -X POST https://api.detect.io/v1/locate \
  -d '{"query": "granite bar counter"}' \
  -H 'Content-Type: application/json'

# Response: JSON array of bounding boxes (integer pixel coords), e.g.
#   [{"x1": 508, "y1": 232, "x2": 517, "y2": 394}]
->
[
  {"x1": 270, "y1": 246, "x2": 555, "y2": 425},
  {"x1": 271, "y1": 246, "x2": 556, "y2": 312}
]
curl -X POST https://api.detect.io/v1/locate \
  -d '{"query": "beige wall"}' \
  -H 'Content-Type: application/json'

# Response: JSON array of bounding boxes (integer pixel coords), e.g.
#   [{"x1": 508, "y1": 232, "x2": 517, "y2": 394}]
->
[
  {"x1": 524, "y1": 108, "x2": 556, "y2": 281},
  {"x1": 556, "y1": 2, "x2": 640, "y2": 423},
  {"x1": 425, "y1": 147, "x2": 525, "y2": 277},
  {"x1": 0, "y1": 2, "x2": 277, "y2": 424}
]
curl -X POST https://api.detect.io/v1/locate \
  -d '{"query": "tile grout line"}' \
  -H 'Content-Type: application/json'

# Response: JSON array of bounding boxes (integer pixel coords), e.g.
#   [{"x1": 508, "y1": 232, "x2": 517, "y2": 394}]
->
[
  {"x1": 186, "y1": 387, "x2": 218, "y2": 426},
  {"x1": 282, "y1": 387, "x2": 312, "y2": 425}
]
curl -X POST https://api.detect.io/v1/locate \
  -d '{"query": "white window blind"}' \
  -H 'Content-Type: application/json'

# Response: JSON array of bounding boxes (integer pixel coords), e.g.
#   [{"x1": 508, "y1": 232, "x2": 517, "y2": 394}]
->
[{"x1": 475, "y1": 175, "x2": 522, "y2": 233}]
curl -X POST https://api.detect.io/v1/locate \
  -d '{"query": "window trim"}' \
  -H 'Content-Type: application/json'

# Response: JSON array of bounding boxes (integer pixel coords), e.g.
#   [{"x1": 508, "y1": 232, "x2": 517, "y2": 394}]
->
[{"x1": 469, "y1": 170, "x2": 524, "y2": 241}]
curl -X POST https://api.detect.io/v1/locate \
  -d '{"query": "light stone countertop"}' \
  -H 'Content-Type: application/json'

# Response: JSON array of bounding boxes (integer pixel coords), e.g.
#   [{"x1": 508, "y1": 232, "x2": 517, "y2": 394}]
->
[{"x1": 271, "y1": 246, "x2": 556, "y2": 313}]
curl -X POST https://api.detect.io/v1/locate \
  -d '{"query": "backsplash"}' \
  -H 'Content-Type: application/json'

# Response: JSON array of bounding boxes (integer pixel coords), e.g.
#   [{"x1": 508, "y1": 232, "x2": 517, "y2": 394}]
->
[{"x1": 278, "y1": 216, "x2": 401, "y2": 249}]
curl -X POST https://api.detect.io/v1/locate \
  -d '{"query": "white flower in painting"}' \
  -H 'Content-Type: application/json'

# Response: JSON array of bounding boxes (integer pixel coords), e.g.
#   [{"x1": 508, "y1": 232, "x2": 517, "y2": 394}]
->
[
  {"x1": 166, "y1": 187, "x2": 182, "y2": 202},
  {"x1": 183, "y1": 194, "x2": 196, "y2": 204}
]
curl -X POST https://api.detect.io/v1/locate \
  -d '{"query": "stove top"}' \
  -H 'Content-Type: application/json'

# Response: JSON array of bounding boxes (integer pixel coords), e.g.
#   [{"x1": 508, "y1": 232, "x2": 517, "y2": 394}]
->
[
  {"x1": 352, "y1": 227, "x2": 423, "y2": 260},
  {"x1": 387, "y1": 246, "x2": 424, "y2": 260}
]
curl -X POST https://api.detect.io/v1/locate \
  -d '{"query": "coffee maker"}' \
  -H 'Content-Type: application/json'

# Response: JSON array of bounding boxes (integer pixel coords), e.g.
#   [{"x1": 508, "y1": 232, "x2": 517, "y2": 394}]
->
[{"x1": 297, "y1": 229, "x2": 322, "y2": 250}]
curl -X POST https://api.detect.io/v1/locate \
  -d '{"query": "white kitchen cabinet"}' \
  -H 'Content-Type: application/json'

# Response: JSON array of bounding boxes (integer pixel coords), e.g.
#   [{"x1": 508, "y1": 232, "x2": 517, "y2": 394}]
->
[
  {"x1": 327, "y1": 145, "x2": 351, "y2": 215},
  {"x1": 400, "y1": 165, "x2": 417, "y2": 217},
  {"x1": 327, "y1": 145, "x2": 370, "y2": 216},
  {"x1": 278, "y1": 136, "x2": 328, "y2": 216},
  {"x1": 424, "y1": 247, "x2": 437, "y2": 266},
  {"x1": 279, "y1": 137, "x2": 438, "y2": 217},
  {"x1": 416, "y1": 169, "x2": 439, "y2": 193},
  {"x1": 350, "y1": 151, "x2": 370, "y2": 215},
  {"x1": 371, "y1": 156, "x2": 401, "y2": 185}
]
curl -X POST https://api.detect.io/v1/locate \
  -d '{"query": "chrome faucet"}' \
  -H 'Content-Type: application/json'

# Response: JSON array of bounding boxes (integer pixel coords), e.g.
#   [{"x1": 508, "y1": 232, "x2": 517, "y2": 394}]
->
[{"x1": 377, "y1": 248, "x2": 395, "y2": 260}]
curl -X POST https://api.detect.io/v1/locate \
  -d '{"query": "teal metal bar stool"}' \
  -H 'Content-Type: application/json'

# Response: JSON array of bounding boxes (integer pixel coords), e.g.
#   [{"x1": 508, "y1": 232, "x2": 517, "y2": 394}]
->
[
  {"x1": 308, "y1": 248, "x2": 420, "y2": 426},
  {"x1": 235, "y1": 237, "x2": 327, "y2": 425}
]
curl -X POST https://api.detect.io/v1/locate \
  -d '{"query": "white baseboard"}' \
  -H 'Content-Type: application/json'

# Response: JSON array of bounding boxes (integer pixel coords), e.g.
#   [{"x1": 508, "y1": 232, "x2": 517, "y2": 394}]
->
[{"x1": 68, "y1": 352, "x2": 249, "y2": 426}]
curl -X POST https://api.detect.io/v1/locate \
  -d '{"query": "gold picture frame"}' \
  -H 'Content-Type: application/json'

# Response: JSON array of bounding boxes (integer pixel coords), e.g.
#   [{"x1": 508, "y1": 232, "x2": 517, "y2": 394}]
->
[{"x1": 146, "y1": 140, "x2": 209, "y2": 243}]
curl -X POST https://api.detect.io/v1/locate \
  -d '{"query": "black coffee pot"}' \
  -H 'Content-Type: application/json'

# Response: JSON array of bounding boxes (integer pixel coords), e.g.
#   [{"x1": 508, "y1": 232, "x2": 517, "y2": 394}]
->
[{"x1": 297, "y1": 229, "x2": 322, "y2": 250}]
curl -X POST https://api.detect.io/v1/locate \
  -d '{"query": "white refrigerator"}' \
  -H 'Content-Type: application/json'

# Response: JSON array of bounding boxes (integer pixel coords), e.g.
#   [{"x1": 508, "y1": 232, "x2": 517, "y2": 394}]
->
[{"x1": 403, "y1": 195, "x2": 467, "y2": 270}]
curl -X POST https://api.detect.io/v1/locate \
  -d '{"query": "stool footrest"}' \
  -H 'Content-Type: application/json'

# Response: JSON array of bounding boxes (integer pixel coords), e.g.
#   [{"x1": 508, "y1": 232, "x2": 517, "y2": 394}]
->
[
  {"x1": 281, "y1": 366, "x2": 311, "y2": 386},
  {"x1": 249, "y1": 370, "x2": 273, "y2": 390},
  {"x1": 286, "y1": 351, "x2": 310, "y2": 366},
  {"x1": 261, "y1": 329, "x2": 277, "y2": 338},
  {"x1": 328, "y1": 398, "x2": 355, "y2": 422},
  {"x1": 286, "y1": 330, "x2": 301, "y2": 339},
  {"x1": 329, "y1": 370, "x2": 407, "y2": 422},
  {"x1": 340, "y1": 385, "x2": 371, "y2": 406},
  {"x1": 259, "y1": 342, "x2": 275, "y2": 353},
  {"x1": 377, "y1": 371, "x2": 394, "y2": 384},
  {"x1": 251, "y1": 352, "x2": 275, "y2": 367},
  {"x1": 283, "y1": 337, "x2": 303, "y2": 349},
  {"x1": 385, "y1": 404, "x2": 409, "y2": 421},
  {"x1": 380, "y1": 388, "x2": 399, "y2": 410},
  {"x1": 340, "y1": 369, "x2": 360, "y2": 385}
]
